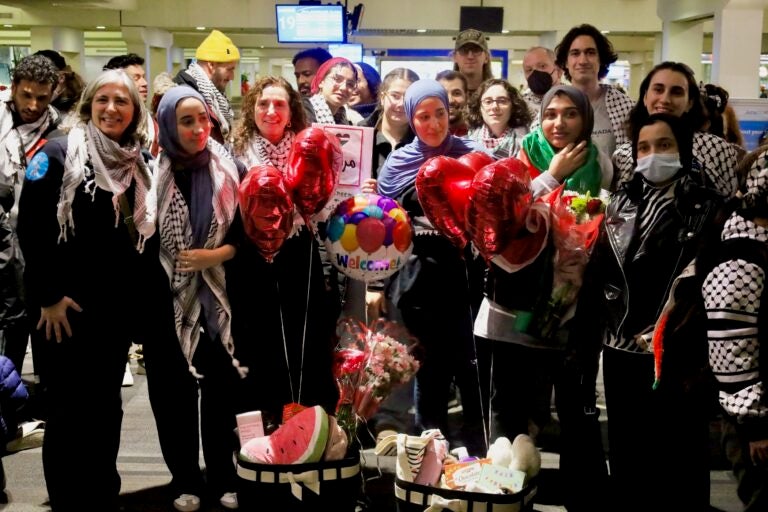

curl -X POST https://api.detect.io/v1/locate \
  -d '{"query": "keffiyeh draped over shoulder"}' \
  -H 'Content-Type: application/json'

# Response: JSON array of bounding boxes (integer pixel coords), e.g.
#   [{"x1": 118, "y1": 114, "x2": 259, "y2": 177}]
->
[
  {"x1": 187, "y1": 61, "x2": 234, "y2": 137},
  {"x1": 154, "y1": 85, "x2": 246, "y2": 378},
  {"x1": 377, "y1": 79, "x2": 482, "y2": 199},
  {"x1": 57, "y1": 121, "x2": 156, "y2": 252}
]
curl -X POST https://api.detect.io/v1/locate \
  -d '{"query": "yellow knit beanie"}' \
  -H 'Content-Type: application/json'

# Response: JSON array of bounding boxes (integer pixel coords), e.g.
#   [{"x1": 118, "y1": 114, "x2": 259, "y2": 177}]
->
[{"x1": 195, "y1": 29, "x2": 240, "y2": 62}]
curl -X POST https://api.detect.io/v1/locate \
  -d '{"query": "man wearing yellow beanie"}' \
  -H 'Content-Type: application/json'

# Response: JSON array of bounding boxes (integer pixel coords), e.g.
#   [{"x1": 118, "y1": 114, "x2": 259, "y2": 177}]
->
[{"x1": 174, "y1": 29, "x2": 240, "y2": 143}]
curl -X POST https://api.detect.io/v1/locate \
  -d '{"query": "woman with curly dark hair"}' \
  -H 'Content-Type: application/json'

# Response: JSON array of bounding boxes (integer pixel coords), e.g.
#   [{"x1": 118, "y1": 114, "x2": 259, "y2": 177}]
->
[
  {"x1": 231, "y1": 76, "x2": 307, "y2": 164},
  {"x1": 466, "y1": 78, "x2": 531, "y2": 160}
]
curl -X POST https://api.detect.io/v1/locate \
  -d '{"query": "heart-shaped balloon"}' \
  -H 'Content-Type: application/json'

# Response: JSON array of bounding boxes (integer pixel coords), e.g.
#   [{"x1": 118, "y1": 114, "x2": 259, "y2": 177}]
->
[
  {"x1": 467, "y1": 157, "x2": 533, "y2": 261},
  {"x1": 458, "y1": 151, "x2": 495, "y2": 172},
  {"x1": 415, "y1": 155, "x2": 477, "y2": 249},
  {"x1": 238, "y1": 165, "x2": 295, "y2": 263},
  {"x1": 284, "y1": 127, "x2": 343, "y2": 225}
]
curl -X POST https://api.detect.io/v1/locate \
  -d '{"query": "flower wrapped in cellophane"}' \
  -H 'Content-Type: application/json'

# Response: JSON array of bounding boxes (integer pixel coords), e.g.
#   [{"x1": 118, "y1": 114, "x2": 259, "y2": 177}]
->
[
  {"x1": 332, "y1": 318, "x2": 420, "y2": 447},
  {"x1": 531, "y1": 185, "x2": 606, "y2": 339}
]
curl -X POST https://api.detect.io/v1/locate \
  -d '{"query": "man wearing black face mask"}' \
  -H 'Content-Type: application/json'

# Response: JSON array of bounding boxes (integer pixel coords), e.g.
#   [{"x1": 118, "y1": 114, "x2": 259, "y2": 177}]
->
[{"x1": 521, "y1": 46, "x2": 562, "y2": 120}]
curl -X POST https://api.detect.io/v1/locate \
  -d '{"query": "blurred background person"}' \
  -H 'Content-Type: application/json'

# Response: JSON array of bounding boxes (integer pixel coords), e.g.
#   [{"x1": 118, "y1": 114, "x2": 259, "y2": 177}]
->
[
  {"x1": 466, "y1": 78, "x2": 531, "y2": 160},
  {"x1": 292, "y1": 47, "x2": 333, "y2": 97},
  {"x1": 436, "y1": 70, "x2": 469, "y2": 136},
  {"x1": 349, "y1": 61, "x2": 381, "y2": 119},
  {"x1": 453, "y1": 28, "x2": 493, "y2": 97},
  {"x1": 521, "y1": 46, "x2": 562, "y2": 118}
]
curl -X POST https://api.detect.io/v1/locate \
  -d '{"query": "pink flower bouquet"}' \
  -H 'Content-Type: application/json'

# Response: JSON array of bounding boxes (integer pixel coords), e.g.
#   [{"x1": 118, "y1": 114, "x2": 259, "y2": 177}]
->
[{"x1": 332, "y1": 318, "x2": 420, "y2": 446}]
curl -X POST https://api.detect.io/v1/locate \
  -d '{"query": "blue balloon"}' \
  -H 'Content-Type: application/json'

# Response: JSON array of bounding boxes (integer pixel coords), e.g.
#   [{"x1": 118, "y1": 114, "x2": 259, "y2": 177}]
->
[
  {"x1": 327, "y1": 215, "x2": 346, "y2": 242},
  {"x1": 363, "y1": 205, "x2": 383, "y2": 219},
  {"x1": 349, "y1": 211, "x2": 368, "y2": 225}
]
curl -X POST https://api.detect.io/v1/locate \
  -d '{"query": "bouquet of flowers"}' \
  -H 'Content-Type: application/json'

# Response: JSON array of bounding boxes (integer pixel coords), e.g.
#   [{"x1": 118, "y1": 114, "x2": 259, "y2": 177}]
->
[
  {"x1": 332, "y1": 318, "x2": 420, "y2": 447},
  {"x1": 532, "y1": 186, "x2": 607, "y2": 339}
]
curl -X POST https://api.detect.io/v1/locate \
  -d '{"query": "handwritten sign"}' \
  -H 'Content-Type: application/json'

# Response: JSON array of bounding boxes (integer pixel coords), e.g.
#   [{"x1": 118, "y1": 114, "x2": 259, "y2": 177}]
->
[{"x1": 313, "y1": 123, "x2": 374, "y2": 219}]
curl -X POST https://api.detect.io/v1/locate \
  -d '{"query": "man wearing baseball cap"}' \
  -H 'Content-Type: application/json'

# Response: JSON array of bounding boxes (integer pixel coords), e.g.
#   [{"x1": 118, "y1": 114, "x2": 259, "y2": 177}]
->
[
  {"x1": 453, "y1": 28, "x2": 494, "y2": 97},
  {"x1": 175, "y1": 29, "x2": 240, "y2": 143}
]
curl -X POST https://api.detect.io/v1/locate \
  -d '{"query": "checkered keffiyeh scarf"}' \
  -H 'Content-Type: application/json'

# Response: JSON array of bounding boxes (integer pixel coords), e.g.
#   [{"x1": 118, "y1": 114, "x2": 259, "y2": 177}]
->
[
  {"x1": 743, "y1": 147, "x2": 768, "y2": 209},
  {"x1": 57, "y1": 122, "x2": 156, "y2": 252},
  {"x1": 239, "y1": 131, "x2": 295, "y2": 172},
  {"x1": 155, "y1": 139, "x2": 246, "y2": 378},
  {"x1": 309, "y1": 93, "x2": 338, "y2": 125},
  {"x1": 187, "y1": 62, "x2": 234, "y2": 137}
]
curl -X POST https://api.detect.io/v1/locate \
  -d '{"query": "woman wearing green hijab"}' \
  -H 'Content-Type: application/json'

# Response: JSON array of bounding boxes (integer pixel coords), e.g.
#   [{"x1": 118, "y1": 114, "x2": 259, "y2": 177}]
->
[{"x1": 519, "y1": 84, "x2": 612, "y2": 197}]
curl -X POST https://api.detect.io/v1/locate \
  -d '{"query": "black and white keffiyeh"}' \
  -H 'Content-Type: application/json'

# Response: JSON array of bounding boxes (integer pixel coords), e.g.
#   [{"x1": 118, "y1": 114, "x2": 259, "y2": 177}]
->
[
  {"x1": 57, "y1": 122, "x2": 156, "y2": 252},
  {"x1": 187, "y1": 62, "x2": 235, "y2": 137},
  {"x1": 0, "y1": 89, "x2": 59, "y2": 222},
  {"x1": 239, "y1": 131, "x2": 295, "y2": 172},
  {"x1": 155, "y1": 138, "x2": 246, "y2": 378},
  {"x1": 309, "y1": 93, "x2": 338, "y2": 125}
]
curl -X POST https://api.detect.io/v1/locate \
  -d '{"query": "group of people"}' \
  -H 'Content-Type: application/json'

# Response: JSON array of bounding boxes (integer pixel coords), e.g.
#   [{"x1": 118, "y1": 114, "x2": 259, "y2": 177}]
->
[{"x1": 0, "y1": 20, "x2": 765, "y2": 512}]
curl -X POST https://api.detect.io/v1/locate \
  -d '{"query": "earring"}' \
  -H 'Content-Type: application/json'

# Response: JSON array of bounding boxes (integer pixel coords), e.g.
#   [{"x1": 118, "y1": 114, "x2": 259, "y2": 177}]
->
[{"x1": 287, "y1": 120, "x2": 292, "y2": 128}]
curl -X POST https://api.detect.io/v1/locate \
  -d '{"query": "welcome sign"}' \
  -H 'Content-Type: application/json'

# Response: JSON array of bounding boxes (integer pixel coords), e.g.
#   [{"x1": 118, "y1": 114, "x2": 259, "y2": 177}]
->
[{"x1": 313, "y1": 123, "x2": 374, "y2": 219}]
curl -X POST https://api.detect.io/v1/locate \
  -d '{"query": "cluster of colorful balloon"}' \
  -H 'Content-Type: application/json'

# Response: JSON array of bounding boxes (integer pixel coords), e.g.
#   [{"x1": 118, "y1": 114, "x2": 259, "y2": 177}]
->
[{"x1": 325, "y1": 194, "x2": 414, "y2": 282}]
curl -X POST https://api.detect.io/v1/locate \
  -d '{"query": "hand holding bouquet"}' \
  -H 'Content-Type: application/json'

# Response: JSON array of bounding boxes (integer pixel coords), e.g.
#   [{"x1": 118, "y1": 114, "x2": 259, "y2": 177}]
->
[
  {"x1": 533, "y1": 186, "x2": 607, "y2": 339},
  {"x1": 332, "y1": 318, "x2": 420, "y2": 447}
]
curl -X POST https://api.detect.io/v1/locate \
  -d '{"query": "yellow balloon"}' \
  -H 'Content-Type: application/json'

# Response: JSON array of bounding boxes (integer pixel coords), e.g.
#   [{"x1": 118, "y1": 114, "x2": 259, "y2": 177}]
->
[
  {"x1": 388, "y1": 207, "x2": 406, "y2": 223},
  {"x1": 340, "y1": 224, "x2": 359, "y2": 252}
]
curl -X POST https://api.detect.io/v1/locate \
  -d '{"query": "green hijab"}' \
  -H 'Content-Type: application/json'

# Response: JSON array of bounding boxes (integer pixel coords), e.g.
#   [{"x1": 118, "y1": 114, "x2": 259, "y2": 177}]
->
[{"x1": 521, "y1": 85, "x2": 602, "y2": 195}]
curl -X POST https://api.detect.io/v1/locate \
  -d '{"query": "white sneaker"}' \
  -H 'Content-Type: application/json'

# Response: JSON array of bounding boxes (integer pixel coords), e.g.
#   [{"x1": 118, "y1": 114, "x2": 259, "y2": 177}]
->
[
  {"x1": 173, "y1": 494, "x2": 200, "y2": 512},
  {"x1": 220, "y1": 492, "x2": 238, "y2": 510},
  {"x1": 122, "y1": 362, "x2": 134, "y2": 387}
]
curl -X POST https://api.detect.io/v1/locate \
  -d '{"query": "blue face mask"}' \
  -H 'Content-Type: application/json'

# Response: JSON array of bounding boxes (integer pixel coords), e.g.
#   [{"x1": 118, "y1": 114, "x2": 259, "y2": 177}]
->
[{"x1": 635, "y1": 153, "x2": 682, "y2": 184}]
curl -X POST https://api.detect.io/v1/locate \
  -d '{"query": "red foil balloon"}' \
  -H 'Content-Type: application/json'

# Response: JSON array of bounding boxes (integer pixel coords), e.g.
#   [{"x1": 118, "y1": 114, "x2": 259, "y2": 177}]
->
[
  {"x1": 238, "y1": 165, "x2": 295, "y2": 263},
  {"x1": 415, "y1": 155, "x2": 478, "y2": 249},
  {"x1": 466, "y1": 157, "x2": 533, "y2": 261},
  {"x1": 285, "y1": 127, "x2": 343, "y2": 224},
  {"x1": 458, "y1": 151, "x2": 495, "y2": 172}
]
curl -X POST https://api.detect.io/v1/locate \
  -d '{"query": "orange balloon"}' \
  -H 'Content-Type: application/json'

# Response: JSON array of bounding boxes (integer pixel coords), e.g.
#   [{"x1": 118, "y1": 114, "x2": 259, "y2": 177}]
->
[{"x1": 393, "y1": 221, "x2": 413, "y2": 253}]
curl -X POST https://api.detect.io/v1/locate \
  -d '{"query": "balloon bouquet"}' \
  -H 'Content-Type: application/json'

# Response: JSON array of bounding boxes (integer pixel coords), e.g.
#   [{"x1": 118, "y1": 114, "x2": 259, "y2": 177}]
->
[{"x1": 238, "y1": 126, "x2": 415, "y2": 282}]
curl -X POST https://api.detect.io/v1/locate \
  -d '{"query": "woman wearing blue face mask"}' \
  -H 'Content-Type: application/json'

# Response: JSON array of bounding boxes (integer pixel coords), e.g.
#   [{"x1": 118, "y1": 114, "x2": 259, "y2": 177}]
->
[{"x1": 567, "y1": 113, "x2": 726, "y2": 511}]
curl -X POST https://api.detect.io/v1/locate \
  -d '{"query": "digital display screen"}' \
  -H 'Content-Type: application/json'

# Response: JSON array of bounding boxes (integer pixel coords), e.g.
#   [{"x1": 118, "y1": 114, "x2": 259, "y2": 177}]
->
[
  {"x1": 328, "y1": 43, "x2": 363, "y2": 62},
  {"x1": 276, "y1": 4, "x2": 346, "y2": 43}
]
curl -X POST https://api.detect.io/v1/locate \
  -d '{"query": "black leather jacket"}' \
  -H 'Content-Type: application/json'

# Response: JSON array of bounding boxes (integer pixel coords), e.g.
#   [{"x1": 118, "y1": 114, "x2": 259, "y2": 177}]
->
[{"x1": 572, "y1": 171, "x2": 723, "y2": 354}]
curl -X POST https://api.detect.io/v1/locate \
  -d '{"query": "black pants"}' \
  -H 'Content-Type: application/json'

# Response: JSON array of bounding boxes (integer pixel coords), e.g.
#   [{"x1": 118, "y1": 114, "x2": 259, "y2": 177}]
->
[
  {"x1": 39, "y1": 318, "x2": 130, "y2": 511},
  {"x1": 144, "y1": 326, "x2": 240, "y2": 501}
]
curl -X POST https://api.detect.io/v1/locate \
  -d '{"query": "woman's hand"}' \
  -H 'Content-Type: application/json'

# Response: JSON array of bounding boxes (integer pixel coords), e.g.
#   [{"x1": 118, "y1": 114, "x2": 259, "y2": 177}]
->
[
  {"x1": 549, "y1": 141, "x2": 588, "y2": 182},
  {"x1": 38, "y1": 297, "x2": 83, "y2": 343},
  {"x1": 177, "y1": 245, "x2": 236, "y2": 273},
  {"x1": 361, "y1": 178, "x2": 378, "y2": 195},
  {"x1": 365, "y1": 290, "x2": 387, "y2": 322}
]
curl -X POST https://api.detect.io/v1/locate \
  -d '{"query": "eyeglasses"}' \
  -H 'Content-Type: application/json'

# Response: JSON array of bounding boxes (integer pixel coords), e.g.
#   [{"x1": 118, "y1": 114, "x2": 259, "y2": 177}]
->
[
  {"x1": 328, "y1": 73, "x2": 357, "y2": 90},
  {"x1": 385, "y1": 91, "x2": 405, "y2": 103},
  {"x1": 481, "y1": 97, "x2": 511, "y2": 108}
]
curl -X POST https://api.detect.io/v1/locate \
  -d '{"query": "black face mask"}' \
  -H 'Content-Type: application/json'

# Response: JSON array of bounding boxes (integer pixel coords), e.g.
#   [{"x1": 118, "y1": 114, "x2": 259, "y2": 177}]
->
[{"x1": 527, "y1": 69, "x2": 554, "y2": 96}]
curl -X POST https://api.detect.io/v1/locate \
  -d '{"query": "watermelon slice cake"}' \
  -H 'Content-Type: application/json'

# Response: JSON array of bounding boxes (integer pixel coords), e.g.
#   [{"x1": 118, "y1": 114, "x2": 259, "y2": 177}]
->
[{"x1": 240, "y1": 405, "x2": 330, "y2": 464}]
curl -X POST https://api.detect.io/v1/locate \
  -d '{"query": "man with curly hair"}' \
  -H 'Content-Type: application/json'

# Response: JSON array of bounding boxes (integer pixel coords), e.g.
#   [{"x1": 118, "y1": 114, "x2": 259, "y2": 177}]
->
[
  {"x1": 554, "y1": 24, "x2": 633, "y2": 158},
  {"x1": 0, "y1": 54, "x2": 60, "y2": 376}
]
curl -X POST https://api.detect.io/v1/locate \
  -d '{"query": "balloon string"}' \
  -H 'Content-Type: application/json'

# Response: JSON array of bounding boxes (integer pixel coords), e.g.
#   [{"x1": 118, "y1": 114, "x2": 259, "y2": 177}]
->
[
  {"x1": 277, "y1": 280, "x2": 296, "y2": 404},
  {"x1": 464, "y1": 260, "x2": 489, "y2": 453},
  {"x1": 298, "y1": 238, "x2": 313, "y2": 403}
]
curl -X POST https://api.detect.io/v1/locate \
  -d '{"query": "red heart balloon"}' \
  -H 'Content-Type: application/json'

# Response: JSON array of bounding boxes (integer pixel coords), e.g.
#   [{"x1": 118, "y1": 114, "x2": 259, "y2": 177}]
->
[
  {"x1": 467, "y1": 157, "x2": 533, "y2": 261},
  {"x1": 415, "y1": 155, "x2": 477, "y2": 249},
  {"x1": 284, "y1": 127, "x2": 343, "y2": 224},
  {"x1": 458, "y1": 151, "x2": 495, "y2": 172},
  {"x1": 238, "y1": 165, "x2": 294, "y2": 263}
]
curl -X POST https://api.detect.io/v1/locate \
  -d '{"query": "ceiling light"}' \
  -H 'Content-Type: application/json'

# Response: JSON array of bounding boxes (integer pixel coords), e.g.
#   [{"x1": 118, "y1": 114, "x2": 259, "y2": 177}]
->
[
  {"x1": 196, "y1": 26, "x2": 206, "y2": 31},
  {"x1": 601, "y1": 30, "x2": 610, "y2": 34},
  {"x1": 96, "y1": 25, "x2": 106, "y2": 29},
  {"x1": 416, "y1": 29, "x2": 427, "y2": 33},
  {"x1": 501, "y1": 29, "x2": 509, "y2": 34},
  {"x1": 3, "y1": 24, "x2": 12, "y2": 28}
]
